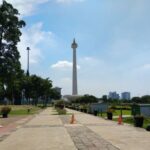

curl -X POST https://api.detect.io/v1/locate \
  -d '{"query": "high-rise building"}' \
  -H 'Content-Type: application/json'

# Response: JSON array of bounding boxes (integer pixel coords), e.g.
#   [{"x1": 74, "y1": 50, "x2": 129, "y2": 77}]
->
[
  {"x1": 71, "y1": 39, "x2": 78, "y2": 95},
  {"x1": 108, "y1": 92, "x2": 120, "y2": 100},
  {"x1": 121, "y1": 92, "x2": 131, "y2": 100}
]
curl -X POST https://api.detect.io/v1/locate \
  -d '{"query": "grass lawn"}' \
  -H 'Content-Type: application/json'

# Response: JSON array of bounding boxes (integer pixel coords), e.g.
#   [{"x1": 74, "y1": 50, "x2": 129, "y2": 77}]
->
[
  {"x1": 99, "y1": 109, "x2": 131, "y2": 117},
  {"x1": 113, "y1": 109, "x2": 131, "y2": 116},
  {"x1": 113, "y1": 117, "x2": 150, "y2": 129},
  {"x1": 0, "y1": 105, "x2": 42, "y2": 116}
]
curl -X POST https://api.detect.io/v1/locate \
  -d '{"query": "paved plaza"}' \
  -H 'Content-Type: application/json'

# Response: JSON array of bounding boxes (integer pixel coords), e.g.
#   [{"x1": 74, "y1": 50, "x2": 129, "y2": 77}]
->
[{"x1": 0, "y1": 108, "x2": 150, "y2": 150}]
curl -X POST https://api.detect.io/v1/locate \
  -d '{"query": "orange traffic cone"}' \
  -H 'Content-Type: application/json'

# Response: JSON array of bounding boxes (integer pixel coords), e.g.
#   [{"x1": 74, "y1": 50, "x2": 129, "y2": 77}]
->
[
  {"x1": 118, "y1": 115, "x2": 123, "y2": 125},
  {"x1": 70, "y1": 114, "x2": 76, "y2": 124}
]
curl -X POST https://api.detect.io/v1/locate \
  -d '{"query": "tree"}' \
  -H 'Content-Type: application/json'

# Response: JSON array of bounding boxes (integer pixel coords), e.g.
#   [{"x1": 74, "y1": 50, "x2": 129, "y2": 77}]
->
[
  {"x1": 132, "y1": 97, "x2": 141, "y2": 103},
  {"x1": 50, "y1": 88, "x2": 61, "y2": 100},
  {"x1": 21, "y1": 75, "x2": 53, "y2": 106},
  {"x1": 0, "y1": 1, "x2": 25, "y2": 102},
  {"x1": 141, "y1": 95, "x2": 150, "y2": 103},
  {"x1": 39, "y1": 77, "x2": 53, "y2": 106},
  {"x1": 75, "y1": 94, "x2": 98, "y2": 104},
  {"x1": 102, "y1": 95, "x2": 107, "y2": 102},
  {"x1": 0, "y1": 81, "x2": 4, "y2": 103}
]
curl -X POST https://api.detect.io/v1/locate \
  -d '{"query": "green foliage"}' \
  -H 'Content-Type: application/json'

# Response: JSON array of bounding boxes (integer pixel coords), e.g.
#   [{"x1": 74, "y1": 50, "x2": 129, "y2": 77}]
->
[
  {"x1": 54, "y1": 100, "x2": 66, "y2": 115},
  {"x1": 102, "y1": 95, "x2": 107, "y2": 102},
  {"x1": 56, "y1": 108, "x2": 66, "y2": 115},
  {"x1": 22, "y1": 74, "x2": 53, "y2": 106},
  {"x1": 0, "y1": 81, "x2": 4, "y2": 100},
  {"x1": 113, "y1": 117, "x2": 133, "y2": 125},
  {"x1": 0, "y1": 1, "x2": 25, "y2": 103},
  {"x1": 0, "y1": 1, "x2": 56, "y2": 105},
  {"x1": 73, "y1": 94, "x2": 98, "y2": 104},
  {"x1": 141, "y1": 95, "x2": 150, "y2": 103},
  {"x1": 10, "y1": 106, "x2": 41, "y2": 115},
  {"x1": 132, "y1": 97, "x2": 141, "y2": 103},
  {"x1": 107, "y1": 108, "x2": 114, "y2": 113},
  {"x1": 113, "y1": 117, "x2": 150, "y2": 129},
  {"x1": 55, "y1": 100, "x2": 65, "y2": 109},
  {"x1": 50, "y1": 88, "x2": 61, "y2": 100},
  {"x1": 131, "y1": 95, "x2": 150, "y2": 104},
  {"x1": 110, "y1": 105, "x2": 131, "y2": 110}
]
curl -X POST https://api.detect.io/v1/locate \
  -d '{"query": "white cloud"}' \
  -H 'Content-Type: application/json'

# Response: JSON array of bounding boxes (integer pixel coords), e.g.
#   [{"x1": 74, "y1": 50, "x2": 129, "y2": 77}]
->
[
  {"x1": 56, "y1": 0, "x2": 85, "y2": 4},
  {"x1": 51, "y1": 60, "x2": 80, "y2": 70},
  {"x1": 18, "y1": 22, "x2": 56, "y2": 70},
  {"x1": 0, "y1": 0, "x2": 49, "y2": 16},
  {"x1": 0, "y1": 0, "x2": 85, "y2": 16},
  {"x1": 51, "y1": 61, "x2": 72, "y2": 68}
]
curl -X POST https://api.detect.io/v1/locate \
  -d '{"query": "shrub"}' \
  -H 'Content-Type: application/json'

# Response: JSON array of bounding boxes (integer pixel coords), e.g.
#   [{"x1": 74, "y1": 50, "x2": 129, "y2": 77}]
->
[
  {"x1": 56, "y1": 108, "x2": 66, "y2": 115},
  {"x1": 110, "y1": 105, "x2": 116, "y2": 109},
  {"x1": 55, "y1": 100, "x2": 65, "y2": 109},
  {"x1": 0, "y1": 106, "x2": 11, "y2": 118},
  {"x1": 27, "y1": 108, "x2": 31, "y2": 113}
]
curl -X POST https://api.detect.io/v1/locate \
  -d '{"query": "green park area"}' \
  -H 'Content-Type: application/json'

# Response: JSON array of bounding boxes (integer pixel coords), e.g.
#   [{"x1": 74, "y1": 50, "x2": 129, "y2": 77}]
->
[
  {"x1": 0, "y1": 105, "x2": 42, "y2": 116},
  {"x1": 113, "y1": 117, "x2": 150, "y2": 129},
  {"x1": 64, "y1": 95, "x2": 150, "y2": 130},
  {"x1": 0, "y1": 105, "x2": 43, "y2": 127},
  {"x1": 0, "y1": 105, "x2": 44, "y2": 117}
]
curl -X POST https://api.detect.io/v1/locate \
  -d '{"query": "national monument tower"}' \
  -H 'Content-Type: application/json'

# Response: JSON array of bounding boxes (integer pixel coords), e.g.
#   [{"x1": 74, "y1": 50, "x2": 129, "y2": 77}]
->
[{"x1": 71, "y1": 39, "x2": 78, "y2": 95}]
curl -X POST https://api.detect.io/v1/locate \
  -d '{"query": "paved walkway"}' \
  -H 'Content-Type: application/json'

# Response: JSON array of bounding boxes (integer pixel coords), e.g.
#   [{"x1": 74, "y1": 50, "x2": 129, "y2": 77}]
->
[
  {"x1": 0, "y1": 108, "x2": 150, "y2": 150},
  {"x1": 0, "y1": 108, "x2": 76, "y2": 150},
  {"x1": 67, "y1": 109, "x2": 150, "y2": 150}
]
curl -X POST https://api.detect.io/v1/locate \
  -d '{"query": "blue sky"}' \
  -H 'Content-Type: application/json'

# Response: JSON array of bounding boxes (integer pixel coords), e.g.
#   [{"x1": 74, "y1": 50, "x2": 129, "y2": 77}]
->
[{"x1": 1, "y1": 0, "x2": 150, "y2": 97}]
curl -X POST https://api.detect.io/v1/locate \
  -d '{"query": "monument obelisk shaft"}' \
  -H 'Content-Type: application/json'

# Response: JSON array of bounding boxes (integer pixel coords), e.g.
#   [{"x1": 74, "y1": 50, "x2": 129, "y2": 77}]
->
[{"x1": 71, "y1": 39, "x2": 78, "y2": 95}]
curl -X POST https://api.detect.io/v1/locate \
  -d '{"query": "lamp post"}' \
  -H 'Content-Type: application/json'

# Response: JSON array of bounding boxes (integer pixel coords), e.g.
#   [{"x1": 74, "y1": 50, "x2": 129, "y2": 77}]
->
[
  {"x1": 26, "y1": 47, "x2": 30, "y2": 76},
  {"x1": 120, "y1": 101, "x2": 123, "y2": 118},
  {"x1": 26, "y1": 47, "x2": 30, "y2": 104},
  {"x1": 3, "y1": 84, "x2": 7, "y2": 105},
  {"x1": 21, "y1": 89, "x2": 25, "y2": 105}
]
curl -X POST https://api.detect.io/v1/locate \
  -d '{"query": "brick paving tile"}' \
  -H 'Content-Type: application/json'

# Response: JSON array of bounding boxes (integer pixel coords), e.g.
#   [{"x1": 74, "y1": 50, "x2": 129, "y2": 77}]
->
[
  {"x1": 59, "y1": 116, "x2": 119, "y2": 150},
  {"x1": 66, "y1": 126, "x2": 118, "y2": 150}
]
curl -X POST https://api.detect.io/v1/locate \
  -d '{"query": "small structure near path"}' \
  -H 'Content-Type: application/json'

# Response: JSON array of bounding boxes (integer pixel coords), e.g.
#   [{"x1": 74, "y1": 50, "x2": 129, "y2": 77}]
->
[{"x1": 132, "y1": 104, "x2": 150, "y2": 117}]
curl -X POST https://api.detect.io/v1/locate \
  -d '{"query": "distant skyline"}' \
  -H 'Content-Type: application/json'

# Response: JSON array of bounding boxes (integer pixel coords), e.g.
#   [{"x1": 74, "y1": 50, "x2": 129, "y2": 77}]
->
[{"x1": 1, "y1": 0, "x2": 150, "y2": 97}]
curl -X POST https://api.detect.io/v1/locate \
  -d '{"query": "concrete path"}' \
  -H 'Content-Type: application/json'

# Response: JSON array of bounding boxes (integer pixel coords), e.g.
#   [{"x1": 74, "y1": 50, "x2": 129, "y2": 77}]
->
[
  {"x1": 0, "y1": 108, "x2": 76, "y2": 150},
  {"x1": 0, "y1": 108, "x2": 150, "y2": 150},
  {"x1": 67, "y1": 109, "x2": 150, "y2": 150}
]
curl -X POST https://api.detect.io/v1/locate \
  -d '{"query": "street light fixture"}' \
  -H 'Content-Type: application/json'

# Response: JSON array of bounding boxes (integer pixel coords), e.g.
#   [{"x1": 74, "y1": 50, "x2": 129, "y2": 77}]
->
[
  {"x1": 26, "y1": 47, "x2": 30, "y2": 104},
  {"x1": 3, "y1": 84, "x2": 7, "y2": 105},
  {"x1": 26, "y1": 47, "x2": 30, "y2": 76}
]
